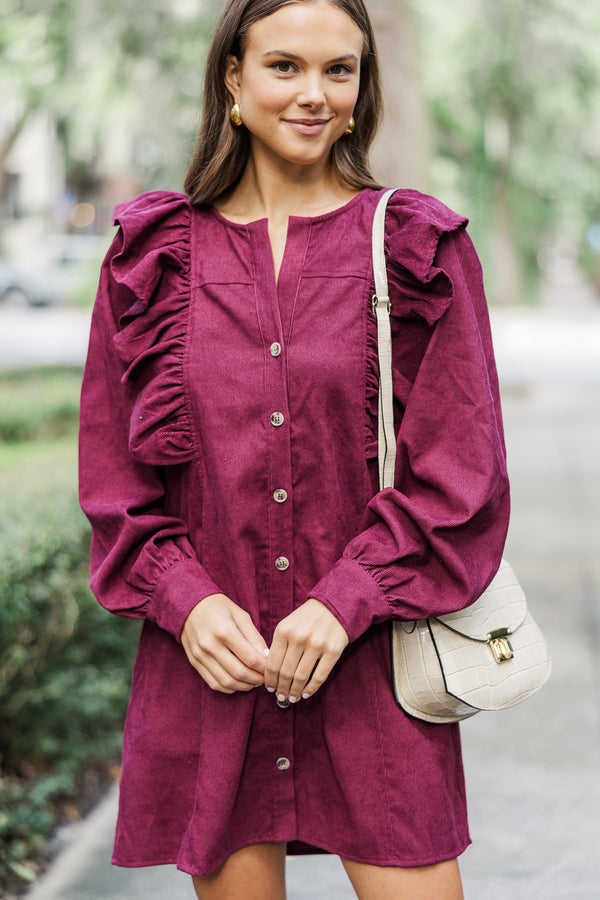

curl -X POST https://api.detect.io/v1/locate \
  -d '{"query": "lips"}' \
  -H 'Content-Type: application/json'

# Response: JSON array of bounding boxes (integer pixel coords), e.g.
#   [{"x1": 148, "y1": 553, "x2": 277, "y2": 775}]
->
[{"x1": 284, "y1": 118, "x2": 331, "y2": 136}]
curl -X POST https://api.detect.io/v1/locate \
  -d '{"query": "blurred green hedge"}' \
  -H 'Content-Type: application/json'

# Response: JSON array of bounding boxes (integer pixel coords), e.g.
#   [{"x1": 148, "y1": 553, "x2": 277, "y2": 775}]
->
[
  {"x1": 0, "y1": 370, "x2": 139, "y2": 895},
  {"x1": 0, "y1": 369, "x2": 81, "y2": 445}
]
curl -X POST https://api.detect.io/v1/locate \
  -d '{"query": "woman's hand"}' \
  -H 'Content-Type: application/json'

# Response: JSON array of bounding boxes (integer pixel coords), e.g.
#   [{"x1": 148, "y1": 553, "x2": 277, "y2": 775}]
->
[
  {"x1": 181, "y1": 593, "x2": 269, "y2": 693},
  {"x1": 265, "y1": 598, "x2": 349, "y2": 703}
]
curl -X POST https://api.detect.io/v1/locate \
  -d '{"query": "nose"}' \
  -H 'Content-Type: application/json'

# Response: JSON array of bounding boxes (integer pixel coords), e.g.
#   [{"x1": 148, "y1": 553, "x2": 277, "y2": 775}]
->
[{"x1": 296, "y1": 73, "x2": 326, "y2": 109}]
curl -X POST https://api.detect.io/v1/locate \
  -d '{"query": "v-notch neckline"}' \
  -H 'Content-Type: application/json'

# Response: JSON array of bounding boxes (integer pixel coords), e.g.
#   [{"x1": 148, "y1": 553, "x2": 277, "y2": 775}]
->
[
  {"x1": 268, "y1": 218, "x2": 289, "y2": 288},
  {"x1": 262, "y1": 217, "x2": 310, "y2": 343}
]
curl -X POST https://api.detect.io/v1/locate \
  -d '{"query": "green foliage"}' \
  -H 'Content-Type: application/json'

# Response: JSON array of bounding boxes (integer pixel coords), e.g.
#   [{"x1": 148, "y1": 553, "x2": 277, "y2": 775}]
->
[
  {"x1": 0, "y1": 440, "x2": 137, "y2": 768},
  {"x1": 3, "y1": 0, "x2": 600, "y2": 303},
  {"x1": 0, "y1": 369, "x2": 139, "y2": 893},
  {"x1": 0, "y1": 0, "x2": 218, "y2": 192},
  {"x1": 0, "y1": 774, "x2": 55, "y2": 888},
  {"x1": 0, "y1": 368, "x2": 82, "y2": 444},
  {"x1": 417, "y1": 0, "x2": 600, "y2": 302}
]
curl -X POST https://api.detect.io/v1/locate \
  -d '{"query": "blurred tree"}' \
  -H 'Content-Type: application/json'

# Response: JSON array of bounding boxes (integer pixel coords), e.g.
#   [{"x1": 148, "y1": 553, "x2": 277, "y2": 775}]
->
[
  {"x1": 370, "y1": 0, "x2": 431, "y2": 190},
  {"x1": 0, "y1": 0, "x2": 216, "y2": 222},
  {"x1": 418, "y1": 0, "x2": 600, "y2": 303},
  {"x1": 2, "y1": 0, "x2": 599, "y2": 302}
]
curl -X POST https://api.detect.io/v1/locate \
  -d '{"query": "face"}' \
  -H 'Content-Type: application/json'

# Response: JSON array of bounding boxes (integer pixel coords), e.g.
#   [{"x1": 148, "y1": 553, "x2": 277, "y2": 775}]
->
[{"x1": 225, "y1": 1, "x2": 363, "y2": 171}]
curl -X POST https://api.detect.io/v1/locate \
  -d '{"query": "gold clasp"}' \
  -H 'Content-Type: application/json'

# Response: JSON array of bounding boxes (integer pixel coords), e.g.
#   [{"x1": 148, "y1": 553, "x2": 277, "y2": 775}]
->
[
  {"x1": 371, "y1": 294, "x2": 391, "y2": 315},
  {"x1": 487, "y1": 628, "x2": 514, "y2": 664}
]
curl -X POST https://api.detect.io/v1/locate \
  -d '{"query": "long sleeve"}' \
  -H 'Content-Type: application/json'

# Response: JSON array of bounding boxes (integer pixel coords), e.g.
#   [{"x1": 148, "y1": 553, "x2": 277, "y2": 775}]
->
[
  {"x1": 310, "y1": 214, "x2": 510, "y2": 643},
  {"x1": 78, "y1": 192, "x2": 221, "y2": 641}
]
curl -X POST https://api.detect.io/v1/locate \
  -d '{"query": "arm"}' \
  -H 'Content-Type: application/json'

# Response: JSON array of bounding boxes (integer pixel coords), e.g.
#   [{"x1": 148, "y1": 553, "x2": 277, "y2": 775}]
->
[
  {"x1": 265, "y1": 226, "x2": 509, "y2": 701},
  {"x1": 79, "y1": 241, "x2": 268, "y2": 687},
  {"x1": 79, "y1": 250, "x2": 221, "y2": 639},
  {"x1": 310, "y1": 227, "x2": 510, "y2": 642}
]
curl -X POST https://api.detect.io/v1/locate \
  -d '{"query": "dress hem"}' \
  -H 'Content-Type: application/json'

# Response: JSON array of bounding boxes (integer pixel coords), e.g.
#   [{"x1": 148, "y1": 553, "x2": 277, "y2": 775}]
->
[{"x1": 111, "y1": 832, "x2": 472, "y2": 877}]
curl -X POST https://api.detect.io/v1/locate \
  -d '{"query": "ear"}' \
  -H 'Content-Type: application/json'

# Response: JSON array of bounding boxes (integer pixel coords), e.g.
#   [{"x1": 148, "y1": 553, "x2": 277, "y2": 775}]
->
[{"x1": 224, "y1": 55, "x2": 242, "y2": 102}]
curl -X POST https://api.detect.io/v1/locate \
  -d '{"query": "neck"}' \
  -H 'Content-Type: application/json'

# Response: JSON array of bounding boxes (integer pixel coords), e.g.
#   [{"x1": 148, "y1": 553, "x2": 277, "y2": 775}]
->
[{"x1": 218, "y1": 144, "x2": 357, "y2": 223}]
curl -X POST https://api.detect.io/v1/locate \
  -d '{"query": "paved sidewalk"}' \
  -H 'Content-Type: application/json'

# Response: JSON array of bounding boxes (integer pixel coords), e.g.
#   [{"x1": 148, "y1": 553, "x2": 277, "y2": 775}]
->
[{"x1": 27, "y1": 311, "x2": 600, "y2": 899}]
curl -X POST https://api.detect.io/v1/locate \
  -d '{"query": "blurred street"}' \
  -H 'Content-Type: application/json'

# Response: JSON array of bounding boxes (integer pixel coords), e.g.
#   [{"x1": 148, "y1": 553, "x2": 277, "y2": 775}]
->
[
  {"x1": 2, "y1": 302, "x2": 600, "y2": 381},
  {"x1": 0, "y1": 306, "x2": 92, "y2": 370},
  {"x1": 21, "y1": 304, "x2": 600, "y2": 899}
]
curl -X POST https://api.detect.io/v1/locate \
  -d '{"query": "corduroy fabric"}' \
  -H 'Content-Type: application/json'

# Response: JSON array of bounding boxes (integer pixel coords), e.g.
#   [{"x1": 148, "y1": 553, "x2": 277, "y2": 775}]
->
[{"x1": 79, "y1": 187, "x2": 509, "y2": 876}]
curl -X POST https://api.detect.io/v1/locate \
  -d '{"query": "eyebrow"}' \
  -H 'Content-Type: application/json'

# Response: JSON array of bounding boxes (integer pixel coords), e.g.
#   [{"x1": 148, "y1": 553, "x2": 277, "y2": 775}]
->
[{"x1": 262, "y1": 50, "x2": 359, "y2": 64}]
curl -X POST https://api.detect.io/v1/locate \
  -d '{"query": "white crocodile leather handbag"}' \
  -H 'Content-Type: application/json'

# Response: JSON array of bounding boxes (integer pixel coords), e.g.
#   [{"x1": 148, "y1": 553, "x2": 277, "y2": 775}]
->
[{"x1": 371, "y1": 190, "x2": 552, "y2": 724}]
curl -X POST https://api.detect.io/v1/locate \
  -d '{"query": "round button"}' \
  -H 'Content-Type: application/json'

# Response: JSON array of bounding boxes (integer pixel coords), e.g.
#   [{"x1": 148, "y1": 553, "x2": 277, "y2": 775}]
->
[
  {"x1": 270, "y1": 412, "x2": 285, "y2": 427},
  {"x1": 275, "y1": 556, "x2": 289, "y2": 571},
  {"x1": 276, "y1": 757, "x2": 291, "y2": 771},
  {"x1": 276, "y1": 697, "x2": 290, "y2": 709},
  {"x1": 273, "y1": 489, "x2": 288, "y2": 503},
  {"x1": 270, "y1": 342, "x2": 282, "y2": 357}
]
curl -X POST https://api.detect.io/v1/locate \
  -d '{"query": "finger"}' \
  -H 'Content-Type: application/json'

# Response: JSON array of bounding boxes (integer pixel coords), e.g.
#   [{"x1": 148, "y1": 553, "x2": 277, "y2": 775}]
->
[
  {"x1": 300, "y1": 653, "x2": 339, "y2": 699},
  {"x1": 273, "y1": 645, "x2": 304, "y2": 700},
  {"x1": 185, "y1": 632, "x2": 265, "y2": 687},
  {"x1": 194, "y1": 653, "x2": 262, "y2": 693},
  {"x1": 233, "y1": 609, "x2": 270, "y2": 659},
  {"x1": 286, "y1": 648, "x2": 321, "y2": 702},
  {"x1": 207, "y1": 642, "x2": 265, "y2": 685},
  {"x1": 215, "y1": 619, "x2": 267, "y2": 676},
  {"x1": 264, "y1": 639, "x2": 287, "y2": 694}
]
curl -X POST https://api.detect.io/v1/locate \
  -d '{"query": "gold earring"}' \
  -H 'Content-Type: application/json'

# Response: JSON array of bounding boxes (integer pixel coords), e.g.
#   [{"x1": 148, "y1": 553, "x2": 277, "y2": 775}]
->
[
  {"x1": 344, "y1": 116, "x2": 355, "y2": 135},
  {"x1": 230, "y1": 103, "x2": 243, "y2": 127}
]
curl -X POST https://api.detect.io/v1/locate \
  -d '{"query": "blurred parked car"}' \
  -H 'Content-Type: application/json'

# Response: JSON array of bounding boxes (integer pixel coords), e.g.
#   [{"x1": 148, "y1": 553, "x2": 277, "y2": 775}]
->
[{"x1": 0, "y1": 234, "x2": 106, "y2": 307}]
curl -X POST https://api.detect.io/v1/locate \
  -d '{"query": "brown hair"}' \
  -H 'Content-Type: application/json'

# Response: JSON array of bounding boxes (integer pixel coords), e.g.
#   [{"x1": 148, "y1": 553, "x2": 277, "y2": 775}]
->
[{"x1": 184, "y1": 0, "x2": 383, "y2": 205}]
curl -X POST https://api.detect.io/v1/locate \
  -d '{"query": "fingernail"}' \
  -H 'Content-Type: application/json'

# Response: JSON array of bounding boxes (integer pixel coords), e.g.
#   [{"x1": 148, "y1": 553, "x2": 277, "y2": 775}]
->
[
  {"x1": 277, "y1": 694, "x2": 287, "y2": 702},
  {"x1": 289, "y1": 696, "x2": 298, "y2": 704},
  {"x1": 263, "y1": 648, "x2": 270, "y2": 657},
  {"x1": 302, "y1": 693, "x2": 311, "y2": 700},
  {"x1": 266, "y1": 687, "x2": 275, "y2": 693}
]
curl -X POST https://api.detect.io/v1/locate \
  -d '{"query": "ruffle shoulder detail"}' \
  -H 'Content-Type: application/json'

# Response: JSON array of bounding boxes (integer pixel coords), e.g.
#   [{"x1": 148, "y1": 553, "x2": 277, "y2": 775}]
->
[
  {"x1": 365, "y1": 189, "x2": 467, "y2": 457},
  {"x1": 109, "y1": 191, "x2": 195, "y2": 466},
  {"x1": 383, "y1": 188, "x2": 468, "y2": 324}
]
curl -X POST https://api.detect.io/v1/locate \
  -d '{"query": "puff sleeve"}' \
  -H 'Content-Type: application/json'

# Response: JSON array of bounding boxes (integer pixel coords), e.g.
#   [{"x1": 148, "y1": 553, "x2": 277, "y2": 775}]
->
[
  {"x1": 310, "y1": 193, "x2": 510, "y2": 643},
  {"x1": 78, "y1": 191, "x2": 222, "y2": 641}
]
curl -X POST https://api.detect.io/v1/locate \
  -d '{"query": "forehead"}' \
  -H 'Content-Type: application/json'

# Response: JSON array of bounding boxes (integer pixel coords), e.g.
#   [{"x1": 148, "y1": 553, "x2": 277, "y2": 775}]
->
[{"x1": 244, "y1": 2, "x2": 364, "y2": 55}]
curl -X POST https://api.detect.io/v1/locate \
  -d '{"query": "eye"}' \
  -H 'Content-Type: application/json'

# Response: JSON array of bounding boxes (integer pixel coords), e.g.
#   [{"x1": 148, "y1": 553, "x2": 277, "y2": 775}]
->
[
  {"x1": 327, "y1": 64, "x2": 353, "y2": 76},
  {"x1": 270, "y1": 61, "x2": 296, "y2": 74}
]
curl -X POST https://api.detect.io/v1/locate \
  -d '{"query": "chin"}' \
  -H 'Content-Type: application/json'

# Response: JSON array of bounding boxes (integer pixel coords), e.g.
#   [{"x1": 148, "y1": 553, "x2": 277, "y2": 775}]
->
[
  {"x1": 287, "y1": 154, "x2": 328, "y2": 167},
  {"x1": 253, "y1": 133, "x2": 336, "y2": 170},
  {"x1": 281, "y1": 145, "x2": 334, "y2": 168}
]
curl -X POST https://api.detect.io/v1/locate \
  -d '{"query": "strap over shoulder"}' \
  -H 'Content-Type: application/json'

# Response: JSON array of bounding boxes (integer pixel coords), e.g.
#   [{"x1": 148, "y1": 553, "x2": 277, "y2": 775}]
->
[{"x1": 371, "y1": 189, "x2": 398, "y2": 491}]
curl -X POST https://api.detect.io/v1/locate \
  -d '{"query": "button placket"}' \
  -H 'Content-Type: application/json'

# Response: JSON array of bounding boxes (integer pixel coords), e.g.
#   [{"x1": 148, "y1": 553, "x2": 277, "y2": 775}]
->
[
  {"x1": 262, "y1": 318, "x2": 292, "y2": 628},
  {"x1": 263, "y1": 351, "x2": 292, "y2": 639},
  {"x1": 250, "y1": 220, "x2": 308, "y2": 837}
]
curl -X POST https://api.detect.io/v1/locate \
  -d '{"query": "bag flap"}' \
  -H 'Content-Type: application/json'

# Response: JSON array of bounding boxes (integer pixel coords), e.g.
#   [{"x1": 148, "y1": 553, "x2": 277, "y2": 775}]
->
[
  {"x1": 433, "y1": 559, "x2": 527, "y2": 640},
  {"x1": 428, "y1": 609, "x2": 552, "y2": 710}
]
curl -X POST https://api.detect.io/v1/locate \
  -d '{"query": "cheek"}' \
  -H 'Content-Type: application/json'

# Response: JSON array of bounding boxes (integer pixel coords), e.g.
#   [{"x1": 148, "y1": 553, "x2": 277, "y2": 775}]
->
[
  {"x1": 241, "y1": 73, "x2": 290, "y2": 113},
  {"x1": 331, "y1": 82, "x2": 360, "y2": 114}
]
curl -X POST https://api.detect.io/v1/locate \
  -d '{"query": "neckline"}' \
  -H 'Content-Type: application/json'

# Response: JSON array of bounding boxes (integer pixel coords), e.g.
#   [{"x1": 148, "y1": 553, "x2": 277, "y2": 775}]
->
[{"x1": 209, "y1": 188, "x2": 372, "y2": 230}]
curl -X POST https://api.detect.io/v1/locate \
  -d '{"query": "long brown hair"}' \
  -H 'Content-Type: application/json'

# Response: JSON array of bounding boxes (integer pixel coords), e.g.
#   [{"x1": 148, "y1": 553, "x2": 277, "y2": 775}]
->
[{"x1": 184, "y1": 0, "x2": 383, "y2": 205}]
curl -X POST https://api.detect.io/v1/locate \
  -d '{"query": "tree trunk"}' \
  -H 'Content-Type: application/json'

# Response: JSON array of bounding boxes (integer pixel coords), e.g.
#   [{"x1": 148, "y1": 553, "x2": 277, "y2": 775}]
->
[
  {"x1": 0, "y1": 105, "x2": 33, "y2": 218},
  {"x1": 369, "y1": 0, "x2": 430, "y2": 189},
  {"x1": 490, "y1": 171, "x2": 522, "y2": 304}
]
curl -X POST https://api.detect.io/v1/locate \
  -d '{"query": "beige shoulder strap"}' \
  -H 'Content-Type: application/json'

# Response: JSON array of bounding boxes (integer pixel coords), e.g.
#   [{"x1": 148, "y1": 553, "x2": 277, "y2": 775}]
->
[{"x1": 371, "y1": 189, "x2": 398, "y2": 490}]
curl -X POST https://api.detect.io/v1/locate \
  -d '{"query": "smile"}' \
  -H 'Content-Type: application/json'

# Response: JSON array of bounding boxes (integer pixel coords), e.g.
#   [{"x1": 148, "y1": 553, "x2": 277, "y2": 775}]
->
[{"x1": 284, "y1": 118, "x2": 331, "y2": 136}]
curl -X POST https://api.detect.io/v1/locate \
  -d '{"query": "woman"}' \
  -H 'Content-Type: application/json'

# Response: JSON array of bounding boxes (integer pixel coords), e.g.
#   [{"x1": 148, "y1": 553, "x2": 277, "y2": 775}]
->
[{"x1": 79, "y1": 0, "x2": 509, "y2": 897}]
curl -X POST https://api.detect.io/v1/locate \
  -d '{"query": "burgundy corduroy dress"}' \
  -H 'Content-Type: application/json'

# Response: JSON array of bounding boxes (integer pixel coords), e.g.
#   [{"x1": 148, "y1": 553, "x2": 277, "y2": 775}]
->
[{"x1": 79, "y1": 186, "x2": 510, "y2": 876}]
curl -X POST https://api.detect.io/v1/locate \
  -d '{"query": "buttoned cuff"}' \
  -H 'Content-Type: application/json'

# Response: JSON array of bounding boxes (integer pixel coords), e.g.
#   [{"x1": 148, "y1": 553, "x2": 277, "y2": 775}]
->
[
  {"x1": 309, "y1": 558, "x2": 391, "y2": 643},
  {"x1": 146, "y1": 557, "x2": 222, "y2": 642}
]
